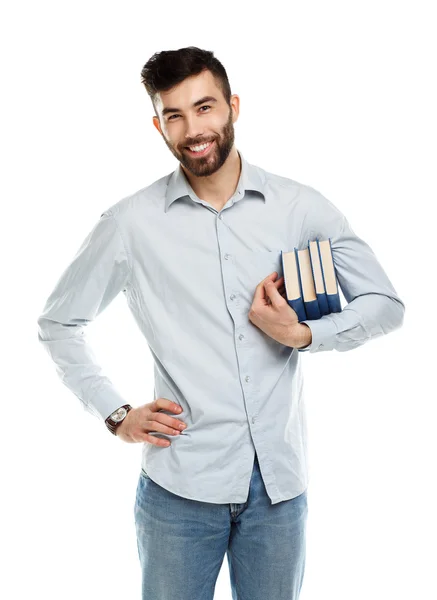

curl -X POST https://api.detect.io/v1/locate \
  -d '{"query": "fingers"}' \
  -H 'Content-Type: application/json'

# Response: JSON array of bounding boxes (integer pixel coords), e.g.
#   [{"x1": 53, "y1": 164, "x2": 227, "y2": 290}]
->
[
  {"x1": 143, "y1": 418, "x2": 183, "y2": 436},
  {"x1": 272, "y1": 276, "x2": 285, "y2": 295},
  {"x1": 141, "y1": 432, "x2": 171, "y2": 447},
  {"x1": 265, "y1": 276, "x2": 286, "y2": 304},
  {"x1": 118, "y1": 398, "x2": 187, "y2": 445},
  {"x1": 124, "y1": 399, "x2": 186, "y2": 447},
  {"x1": 151, "y1": 399, "x2": 187, "y2": 431},
  {"x1": 152, "y1": 398, "x2": 182, "y2": 414},
  {"x1": 156, "y1": 413, "x2": 187, "y2": 431},
  {"x1": 135, "y1": 419, "x2": 182, "y2": 447},
  {"x1": 253, "y1": 271, "x2": 278, "y2": 301},
  {"x1": 140, "y1": 415, "x2": 186, "y2": 447},
  {"x1": 145, "y1": 398, "x2": 187, "y2": 447}
]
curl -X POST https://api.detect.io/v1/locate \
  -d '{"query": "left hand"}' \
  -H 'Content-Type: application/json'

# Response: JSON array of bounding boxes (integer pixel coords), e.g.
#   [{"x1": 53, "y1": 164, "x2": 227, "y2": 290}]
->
[{"x1": 248, "y1": 271, "x2": 300, "y2": 345}]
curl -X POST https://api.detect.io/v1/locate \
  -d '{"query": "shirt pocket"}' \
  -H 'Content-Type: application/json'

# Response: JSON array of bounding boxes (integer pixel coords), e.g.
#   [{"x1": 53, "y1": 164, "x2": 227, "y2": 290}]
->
[{"x1": 233, "y1": 248, "x2": 284, "y2": 306}]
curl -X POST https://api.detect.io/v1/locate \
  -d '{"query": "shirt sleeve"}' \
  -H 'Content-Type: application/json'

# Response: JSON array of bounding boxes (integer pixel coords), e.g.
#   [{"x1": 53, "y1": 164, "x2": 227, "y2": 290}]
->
[
  {"x1": 297, "y1": 190, "x2": 405, "y2": 353},
  {"x1": 37, "y1": 209, "x2": 131, "y2": 421}
]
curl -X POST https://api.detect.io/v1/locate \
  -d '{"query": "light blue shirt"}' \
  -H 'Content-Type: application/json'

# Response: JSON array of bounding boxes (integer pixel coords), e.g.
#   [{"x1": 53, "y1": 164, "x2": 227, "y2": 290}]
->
[{"x1": 37, "y1": 149, "x2": 405, "y2": 504}]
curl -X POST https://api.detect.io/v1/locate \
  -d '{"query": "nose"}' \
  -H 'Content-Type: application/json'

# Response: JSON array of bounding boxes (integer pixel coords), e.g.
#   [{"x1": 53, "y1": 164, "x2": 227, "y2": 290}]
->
[{"x1": 184, "y1": 115, "x2": 206, "y2": 144}]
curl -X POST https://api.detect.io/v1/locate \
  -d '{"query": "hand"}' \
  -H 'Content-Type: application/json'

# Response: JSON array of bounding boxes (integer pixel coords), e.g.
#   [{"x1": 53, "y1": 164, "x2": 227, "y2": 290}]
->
[
  {"x1": 248, "y1": 272, "x2": 300, "y2": 346},
  {"x1": 116, "y1": 398, "x2": 187, "y2": 446}
]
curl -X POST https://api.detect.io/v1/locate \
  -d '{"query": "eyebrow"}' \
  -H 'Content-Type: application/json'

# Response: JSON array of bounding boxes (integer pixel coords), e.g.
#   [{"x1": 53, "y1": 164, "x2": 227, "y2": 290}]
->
[{"x1": 161, "y1": 96, "x2": 218, "y2": 117}]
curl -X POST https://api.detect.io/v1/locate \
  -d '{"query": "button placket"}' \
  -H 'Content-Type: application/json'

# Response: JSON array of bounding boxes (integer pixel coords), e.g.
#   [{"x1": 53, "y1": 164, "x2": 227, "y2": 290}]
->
[{"x1": 217, "y1": 212, "x2": 258, "y2": 432}]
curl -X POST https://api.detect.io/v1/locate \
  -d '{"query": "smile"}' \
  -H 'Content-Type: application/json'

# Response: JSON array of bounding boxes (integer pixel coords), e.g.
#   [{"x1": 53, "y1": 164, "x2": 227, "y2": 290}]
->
[{"x1": 185, "y1": 140, "x2": 215, "y2": 156}]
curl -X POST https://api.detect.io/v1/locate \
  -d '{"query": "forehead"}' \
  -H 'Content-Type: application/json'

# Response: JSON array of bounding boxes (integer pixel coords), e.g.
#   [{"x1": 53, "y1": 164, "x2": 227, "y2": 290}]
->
[{"x1": 155, "y1": 70, "x2": 222, "y2": 114}]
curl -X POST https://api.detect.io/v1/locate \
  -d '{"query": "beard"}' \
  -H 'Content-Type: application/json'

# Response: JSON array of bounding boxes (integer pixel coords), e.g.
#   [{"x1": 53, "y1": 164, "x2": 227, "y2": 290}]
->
[{"x1": 163, "y1": 107, "x2": 235, "y2": 177}]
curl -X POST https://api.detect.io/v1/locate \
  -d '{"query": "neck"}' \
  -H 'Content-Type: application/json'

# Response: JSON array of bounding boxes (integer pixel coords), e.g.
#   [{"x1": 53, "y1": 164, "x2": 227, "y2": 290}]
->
[{"x1": 181, "y1": 147, "x2": 241, "y2": 211}]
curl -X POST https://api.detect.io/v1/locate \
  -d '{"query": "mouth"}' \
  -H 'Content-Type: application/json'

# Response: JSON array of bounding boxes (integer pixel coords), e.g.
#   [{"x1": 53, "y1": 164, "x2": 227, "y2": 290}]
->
[{"x1": 184, "y1": 139, "x2": 215, "y2": 157}]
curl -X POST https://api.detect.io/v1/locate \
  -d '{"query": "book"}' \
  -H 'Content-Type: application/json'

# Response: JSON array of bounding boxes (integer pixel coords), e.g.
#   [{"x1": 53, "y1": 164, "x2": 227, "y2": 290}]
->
[{"x1": 281, "y1": 239, "x2": 342, "y2": 322}]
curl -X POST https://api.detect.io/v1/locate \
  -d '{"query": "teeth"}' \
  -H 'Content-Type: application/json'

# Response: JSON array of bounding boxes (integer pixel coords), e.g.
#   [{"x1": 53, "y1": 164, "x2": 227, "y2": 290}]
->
[{"x1": 188, "y1": 141, "x2": 212, "y2": 152}]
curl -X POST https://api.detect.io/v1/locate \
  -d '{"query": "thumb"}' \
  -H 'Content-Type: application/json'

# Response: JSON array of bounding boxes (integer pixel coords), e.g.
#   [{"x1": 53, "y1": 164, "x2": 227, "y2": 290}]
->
[{"x1": 264, "y1": 279, "x2": 284, "y2": 307}]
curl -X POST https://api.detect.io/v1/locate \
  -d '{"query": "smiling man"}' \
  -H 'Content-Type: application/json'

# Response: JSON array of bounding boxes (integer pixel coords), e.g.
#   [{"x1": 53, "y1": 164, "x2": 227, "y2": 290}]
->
[
  {"x1": 153, "y1": 69, "x2": 242, "y2": 212},
  {"x1": 37, "y1": 46, "x2": 405, "y2": 600}
]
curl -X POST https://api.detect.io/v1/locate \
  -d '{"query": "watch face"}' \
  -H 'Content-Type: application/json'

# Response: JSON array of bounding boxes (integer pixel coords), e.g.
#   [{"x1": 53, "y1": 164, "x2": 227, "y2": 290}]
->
[{"x1": 112, "y1": 407, "x2": 127, "y2": 422}]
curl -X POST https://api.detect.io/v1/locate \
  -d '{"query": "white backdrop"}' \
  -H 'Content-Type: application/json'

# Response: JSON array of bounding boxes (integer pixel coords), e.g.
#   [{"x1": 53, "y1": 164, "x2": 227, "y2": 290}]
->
[{"x1": 2, "y1": 1, "x2": 435, "y2": 599}]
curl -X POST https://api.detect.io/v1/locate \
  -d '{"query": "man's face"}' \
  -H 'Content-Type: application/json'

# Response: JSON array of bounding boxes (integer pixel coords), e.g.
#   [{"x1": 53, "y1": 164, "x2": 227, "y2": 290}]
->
[{"x1": 153, "y1": 69, "x2": 239, "y2": 177}]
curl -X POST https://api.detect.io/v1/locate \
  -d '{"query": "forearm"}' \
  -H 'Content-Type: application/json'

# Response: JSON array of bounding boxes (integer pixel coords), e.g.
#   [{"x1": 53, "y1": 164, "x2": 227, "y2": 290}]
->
[
  {"x1": 286, "y1": 323, "x2": 312, "y2": 350},
  {"x1": 299, "y1": 294, "x2": 404, "y2": 353},
  {"x1": 36, "y1": 210, "x2": 131, "y2": 421}
]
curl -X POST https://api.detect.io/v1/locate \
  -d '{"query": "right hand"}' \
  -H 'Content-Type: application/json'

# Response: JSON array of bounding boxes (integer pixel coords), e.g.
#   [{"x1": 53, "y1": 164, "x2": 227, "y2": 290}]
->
[{"x1": 116, "y1": 398, "x2": 187, "y2": 446}]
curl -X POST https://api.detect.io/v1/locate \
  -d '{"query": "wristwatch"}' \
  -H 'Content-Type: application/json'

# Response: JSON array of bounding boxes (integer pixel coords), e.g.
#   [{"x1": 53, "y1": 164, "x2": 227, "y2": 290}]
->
[{"x1": 105, "y1": 404, "x2": 133, "y2": 436}]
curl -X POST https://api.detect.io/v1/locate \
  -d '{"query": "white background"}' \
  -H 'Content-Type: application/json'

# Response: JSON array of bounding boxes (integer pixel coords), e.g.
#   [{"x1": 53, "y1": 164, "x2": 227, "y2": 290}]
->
[{"x1": 2, "y1": 1, "x2": 436, "y2": 598}]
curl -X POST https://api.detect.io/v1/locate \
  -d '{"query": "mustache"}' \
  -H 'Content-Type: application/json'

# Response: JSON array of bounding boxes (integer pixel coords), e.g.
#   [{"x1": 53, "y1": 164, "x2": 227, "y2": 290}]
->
[{"x1": 183, "y1": 138, "x2": 215, "y2": 148}]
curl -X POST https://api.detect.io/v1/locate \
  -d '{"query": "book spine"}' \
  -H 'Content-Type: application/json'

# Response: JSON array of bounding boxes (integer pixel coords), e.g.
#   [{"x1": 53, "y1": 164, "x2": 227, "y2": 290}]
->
[
  {"x1": 295, "y1": 247, "x2": 321, "y2": 320},
  {"x1": 293, "y1": 248, "x2": 308, "y2": 321},
  {"x1": 325, "y1": 237, "x2": 341, "y2": 313},
  {"x1": 315, "y1": 239, "x2": 331, "y2": 316},
  {"x1": 281, "y1": 249, "x2": 307, "y2": 322},
  {"x1": 304, "y1": 241, "x2": 321, "y2": 319}
]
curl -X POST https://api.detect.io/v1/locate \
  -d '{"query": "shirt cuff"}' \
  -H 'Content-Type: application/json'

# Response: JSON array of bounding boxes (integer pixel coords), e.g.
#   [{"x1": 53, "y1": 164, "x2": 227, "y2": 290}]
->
[
  {"x1": 298, "y1": 316, "x2": 338, "y2": 353},
  {"x1": 86, "y1": 385, "x2": 131, "y2": 422}
]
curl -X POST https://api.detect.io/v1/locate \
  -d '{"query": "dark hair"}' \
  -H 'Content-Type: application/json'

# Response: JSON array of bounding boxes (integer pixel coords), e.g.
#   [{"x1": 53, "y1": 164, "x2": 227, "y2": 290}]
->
[{"x1": 140, "y1": 46, "x2": 232, "y2": 116}]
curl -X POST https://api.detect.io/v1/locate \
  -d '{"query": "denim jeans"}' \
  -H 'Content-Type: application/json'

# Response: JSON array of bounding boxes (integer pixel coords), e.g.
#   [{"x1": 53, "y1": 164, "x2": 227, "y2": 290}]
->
[{"x1": 134, "y1": 452, "x2": 308, "y2": 600}]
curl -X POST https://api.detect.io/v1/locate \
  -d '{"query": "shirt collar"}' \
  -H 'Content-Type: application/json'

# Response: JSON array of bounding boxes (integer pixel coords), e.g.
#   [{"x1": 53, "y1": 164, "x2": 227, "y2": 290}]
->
[{"x1": 164, "y1": 149, "x2": 266, "y2": 213}]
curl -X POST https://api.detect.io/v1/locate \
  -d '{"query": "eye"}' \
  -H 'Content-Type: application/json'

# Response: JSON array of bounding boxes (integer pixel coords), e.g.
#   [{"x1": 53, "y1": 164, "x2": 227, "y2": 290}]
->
[{"x1": 168, "y1": 105, "x2": 211, "y2": 121}]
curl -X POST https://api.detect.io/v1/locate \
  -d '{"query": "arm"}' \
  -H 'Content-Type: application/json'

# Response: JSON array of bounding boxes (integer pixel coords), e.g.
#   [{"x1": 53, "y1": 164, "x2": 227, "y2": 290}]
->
[
  {"x1": 296, "y1": 191, "x2": 405, "y2": 353},
  {"x1": 37, "y1": 209, "x2": 131, "y2": 421}
]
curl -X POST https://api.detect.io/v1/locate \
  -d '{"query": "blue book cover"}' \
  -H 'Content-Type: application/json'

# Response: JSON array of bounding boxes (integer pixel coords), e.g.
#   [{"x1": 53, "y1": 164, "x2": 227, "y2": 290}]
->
[
  {"x1": 282, "y1": 239, "x2": 342, "y2": 322},
  {"x1": 295, "y1": 246, "x2": 321, "y2": 320},
  {"x1": 308, "y1": 239, "x2": 330, "y2": 316},
  {"x1": 318, "y1": 238, "x2": 341, "y2": 314},
  {"x1": 281, "y1": 250, "x2": 307, "y2": 322}
]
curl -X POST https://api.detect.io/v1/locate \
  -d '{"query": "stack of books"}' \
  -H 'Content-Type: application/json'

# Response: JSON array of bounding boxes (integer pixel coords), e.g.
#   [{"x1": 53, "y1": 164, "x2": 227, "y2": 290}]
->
[{"x1": 281, "y1": 239, "x2": 342, "y2": 322}]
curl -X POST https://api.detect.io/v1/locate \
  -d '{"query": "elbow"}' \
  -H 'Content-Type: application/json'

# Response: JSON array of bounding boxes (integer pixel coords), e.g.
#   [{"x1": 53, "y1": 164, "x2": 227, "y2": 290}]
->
[
  {"x1": 37, "y1": 315, "x2": 59, "y2": 342},
  {"x1": 391, "y1": 297, "x2": 406, "y2": 332},
  {"x1": 37, "y1": 315, "x2": 48, "y2": 341},
  {"x1": 362, "y1": 295, "x2": 405, "y2": 340},
  {"x1": 379, "y1": 296, "x2": 405, "y2": 336},
  {"x1": 37, "y1": 314, "x2": 86, "y2": 343},
  {"x1": 37, "y1": 317, "x2": 59, "y2": 344}
]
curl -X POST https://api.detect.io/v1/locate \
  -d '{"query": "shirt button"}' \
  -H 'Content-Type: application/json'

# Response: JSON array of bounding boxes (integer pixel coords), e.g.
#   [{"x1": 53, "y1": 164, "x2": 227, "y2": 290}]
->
[
  {"x1": 218, "y1": 214, "x2": 223, "y2": 220},
  {"x1": 239, "y1": 334, "x2": 244, "y2": 340},
  {"x1": 318, "y1": 343, "x2": 324, "y2": 349},
  {"x1": 230, "y1": 294, "x2": 236, "y2": 300},
  {"x1": 251, "y1": 417, "x2": 256, "y2": 424},
  {"x1": 245, "y1": 376, "x2": 250, "y2": 382},
  {"x1": 224, "y1": 253, "x2": 230, "y2": 260}
]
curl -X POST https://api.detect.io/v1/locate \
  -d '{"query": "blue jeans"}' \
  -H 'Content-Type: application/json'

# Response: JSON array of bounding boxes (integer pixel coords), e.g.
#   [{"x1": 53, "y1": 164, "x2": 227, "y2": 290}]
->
[{"x1": 134, "y1": 452, "x2": 308, "y2": 600}]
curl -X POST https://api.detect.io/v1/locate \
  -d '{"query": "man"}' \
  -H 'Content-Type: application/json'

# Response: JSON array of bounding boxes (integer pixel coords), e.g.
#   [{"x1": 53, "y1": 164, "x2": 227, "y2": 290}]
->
[{"x1": 37, "y1": 46, "x2": 405, "y2": 599}]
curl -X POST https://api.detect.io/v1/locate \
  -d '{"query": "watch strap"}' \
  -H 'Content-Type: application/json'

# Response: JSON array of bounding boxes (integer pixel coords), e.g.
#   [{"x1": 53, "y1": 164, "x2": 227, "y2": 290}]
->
[{"x1": 105, "y1": 404, "x2": 133, "y2": 436}]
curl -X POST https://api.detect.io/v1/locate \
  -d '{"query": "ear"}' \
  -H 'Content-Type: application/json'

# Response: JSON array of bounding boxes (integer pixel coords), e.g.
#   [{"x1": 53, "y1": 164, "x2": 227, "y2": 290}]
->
[
  {"x1": 230, "y1": 94, "x2": 240, "y2": 124},
  {"x1": 153, "y1": 116, "x2": 162, "y2": 134}
]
